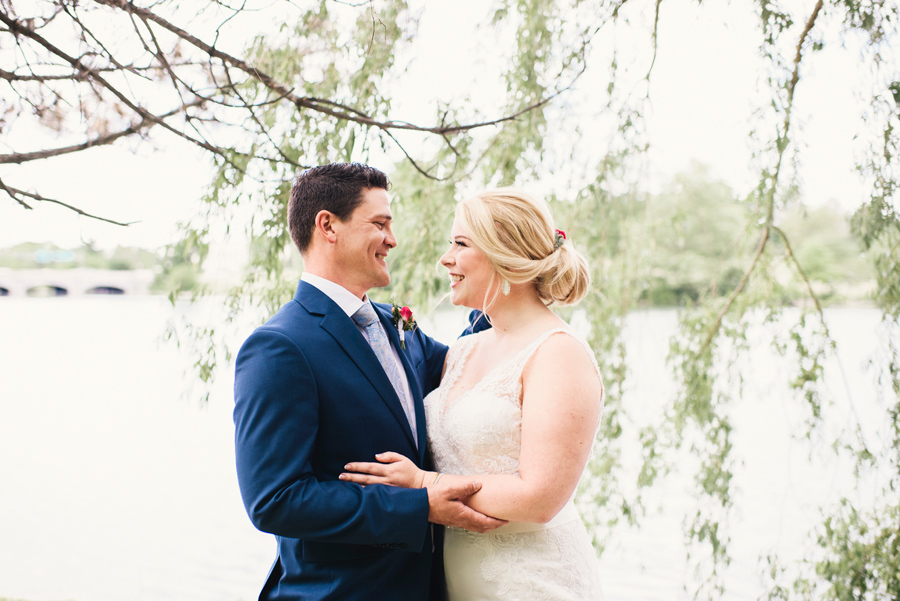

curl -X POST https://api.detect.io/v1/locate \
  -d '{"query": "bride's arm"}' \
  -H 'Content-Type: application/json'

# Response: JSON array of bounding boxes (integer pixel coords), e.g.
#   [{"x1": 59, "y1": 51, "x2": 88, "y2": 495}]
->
[{"x1": 342, "y1": 334, "x2": 602, "y2": 524}]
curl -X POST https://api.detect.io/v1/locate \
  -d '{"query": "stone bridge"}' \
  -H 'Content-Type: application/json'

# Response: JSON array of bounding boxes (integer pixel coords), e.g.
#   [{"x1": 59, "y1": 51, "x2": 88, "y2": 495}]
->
[{"x1": 0, "y1": 268, "x2": 155, "y2": 296}]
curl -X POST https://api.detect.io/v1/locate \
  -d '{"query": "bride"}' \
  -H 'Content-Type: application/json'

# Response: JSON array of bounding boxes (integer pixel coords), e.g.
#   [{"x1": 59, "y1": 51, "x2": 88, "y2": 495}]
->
[{"x1": 341, "y1": 188, "x2": 605, "y2": 600}]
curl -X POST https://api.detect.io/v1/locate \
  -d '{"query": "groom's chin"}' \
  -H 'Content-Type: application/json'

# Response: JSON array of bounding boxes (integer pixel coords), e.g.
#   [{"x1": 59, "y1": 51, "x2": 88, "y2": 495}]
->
[{"x1": 373, "y1": 272, "x2": 391, "y2": 288}]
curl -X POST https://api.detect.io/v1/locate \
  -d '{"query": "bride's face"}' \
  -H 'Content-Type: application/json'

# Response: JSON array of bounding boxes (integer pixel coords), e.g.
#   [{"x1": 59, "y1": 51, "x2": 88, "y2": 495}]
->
[{"x1": 440, "y1": 216, "x2": 497, "y2": 309}]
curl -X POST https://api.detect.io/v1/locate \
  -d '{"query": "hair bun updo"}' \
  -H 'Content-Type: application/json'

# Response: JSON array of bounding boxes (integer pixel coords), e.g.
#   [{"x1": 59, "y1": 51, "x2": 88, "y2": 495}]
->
[{"x1": 456, "y1": 188, "x2": 591, "y2": 307}]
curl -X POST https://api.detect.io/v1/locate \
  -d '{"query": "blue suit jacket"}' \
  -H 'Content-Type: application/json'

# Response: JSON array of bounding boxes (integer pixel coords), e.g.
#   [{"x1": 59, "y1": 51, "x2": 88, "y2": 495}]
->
[{"x1": 234, "y1": 281, "x2": 449, "y2": 600}]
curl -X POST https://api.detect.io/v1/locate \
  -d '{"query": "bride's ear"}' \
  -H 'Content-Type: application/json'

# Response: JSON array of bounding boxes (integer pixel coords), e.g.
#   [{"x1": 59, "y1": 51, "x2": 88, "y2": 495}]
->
[{"x1": 314, "y1": 210, "x2": 339, "y2": 244}]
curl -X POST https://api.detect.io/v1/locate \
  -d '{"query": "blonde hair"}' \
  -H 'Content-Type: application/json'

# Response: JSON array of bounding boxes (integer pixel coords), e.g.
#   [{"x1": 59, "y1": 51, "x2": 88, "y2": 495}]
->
[{"x1": 456, "y1": 188, "x2": 590, "y2": 309}]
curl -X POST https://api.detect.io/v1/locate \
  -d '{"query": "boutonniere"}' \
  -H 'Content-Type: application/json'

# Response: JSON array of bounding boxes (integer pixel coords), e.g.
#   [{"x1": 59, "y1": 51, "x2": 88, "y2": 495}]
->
[{"x1": 390, "y1": 301, "x2": 417, "y2": 349}]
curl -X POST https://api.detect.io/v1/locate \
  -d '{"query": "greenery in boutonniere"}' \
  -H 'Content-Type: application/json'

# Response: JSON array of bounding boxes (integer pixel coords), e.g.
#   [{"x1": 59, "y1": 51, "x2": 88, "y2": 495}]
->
[{"x1": 390, "y1": 301, "x2": 416, "y2": 350}]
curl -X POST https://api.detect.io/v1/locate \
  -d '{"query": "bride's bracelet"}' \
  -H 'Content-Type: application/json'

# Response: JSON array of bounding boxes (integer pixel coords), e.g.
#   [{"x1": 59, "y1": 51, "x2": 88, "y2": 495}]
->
[{"x1": 431, "y1": 472, "x2": 443, "y2": 486}]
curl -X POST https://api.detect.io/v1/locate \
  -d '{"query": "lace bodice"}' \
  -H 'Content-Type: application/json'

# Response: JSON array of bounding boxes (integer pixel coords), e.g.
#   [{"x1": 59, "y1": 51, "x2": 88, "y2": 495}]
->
[
  {"x1": 424, "y1": 327, "x2": 603, "y2": 481},
  {"x1": 425, "y1": 327, "x2": 606, "y2": 601}
]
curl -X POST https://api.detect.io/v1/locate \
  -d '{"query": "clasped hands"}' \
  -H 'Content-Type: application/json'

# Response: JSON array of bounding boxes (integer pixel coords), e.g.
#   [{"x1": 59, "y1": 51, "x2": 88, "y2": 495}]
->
[{"x1": 341, "y1": 451, "x2": 506, "y2": 533}]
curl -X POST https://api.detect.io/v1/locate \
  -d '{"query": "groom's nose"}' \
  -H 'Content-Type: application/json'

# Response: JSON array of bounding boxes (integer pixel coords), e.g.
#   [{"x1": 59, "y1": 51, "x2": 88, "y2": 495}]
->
[{"x1": 384, "y1": 227, "x2": 397, "y2": 249}]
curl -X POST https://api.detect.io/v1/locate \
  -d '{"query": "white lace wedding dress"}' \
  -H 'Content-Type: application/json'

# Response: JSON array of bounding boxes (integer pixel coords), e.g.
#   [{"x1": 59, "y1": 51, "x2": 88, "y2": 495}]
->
[{"x1": 424, "y1": 328, "x2": 605, "y2": 601}]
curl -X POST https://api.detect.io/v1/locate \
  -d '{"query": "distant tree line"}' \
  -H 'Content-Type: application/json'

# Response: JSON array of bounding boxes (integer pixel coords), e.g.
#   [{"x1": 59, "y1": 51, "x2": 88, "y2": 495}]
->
[
  {"x1": 0, "y1": 241, "x2": 203, "y2": 293},
  {"x1": 639, "y1": 166, "x2": 874, "y2": 307},
  {"x1": 0, "y1": 241, "x2": 158, "y2": 270}
]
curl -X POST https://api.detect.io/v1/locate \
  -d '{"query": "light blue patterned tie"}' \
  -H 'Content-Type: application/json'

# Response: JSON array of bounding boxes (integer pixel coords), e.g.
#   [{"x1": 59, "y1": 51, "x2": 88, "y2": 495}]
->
[{"x1": 352, "y1": 302, "x2": 418, "y2": 446}]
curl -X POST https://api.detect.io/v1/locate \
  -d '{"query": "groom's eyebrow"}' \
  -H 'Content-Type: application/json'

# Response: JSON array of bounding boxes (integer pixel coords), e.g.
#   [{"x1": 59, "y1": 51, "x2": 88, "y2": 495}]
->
[{"x1": 373, "y1": 214, "x2": 393, "y2": 221}]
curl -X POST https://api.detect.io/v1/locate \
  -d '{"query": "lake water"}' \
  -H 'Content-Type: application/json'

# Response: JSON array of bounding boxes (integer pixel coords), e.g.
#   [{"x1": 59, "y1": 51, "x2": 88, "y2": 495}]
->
[{"x1": 0, "y1": 296, "x2": 893, "y2": 600}]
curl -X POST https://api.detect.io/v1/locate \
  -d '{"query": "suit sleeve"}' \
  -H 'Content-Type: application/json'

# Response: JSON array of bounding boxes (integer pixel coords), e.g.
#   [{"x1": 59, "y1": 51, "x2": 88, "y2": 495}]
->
[
  {"x1": 233, "y1": 327, "x2": 430, "y2": 549},
  {"x1": 408, "y1": 323, "x2": 449, "y2": 395},
  {"x1": 461, "y1": 309, "x2": 491, "y2": 337}
]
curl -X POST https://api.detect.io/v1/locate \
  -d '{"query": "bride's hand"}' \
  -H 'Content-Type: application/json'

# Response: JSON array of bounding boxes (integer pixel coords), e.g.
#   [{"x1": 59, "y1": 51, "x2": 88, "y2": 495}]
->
[{"x1": 340, "y1": 451, "x2": 428, "y2": 488}]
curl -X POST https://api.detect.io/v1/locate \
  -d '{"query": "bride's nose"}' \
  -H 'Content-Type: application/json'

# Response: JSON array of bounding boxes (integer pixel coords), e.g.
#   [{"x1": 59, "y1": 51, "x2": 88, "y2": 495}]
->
[{"x1": 440, "y1": 250, "x2": 454, "y2": 267}]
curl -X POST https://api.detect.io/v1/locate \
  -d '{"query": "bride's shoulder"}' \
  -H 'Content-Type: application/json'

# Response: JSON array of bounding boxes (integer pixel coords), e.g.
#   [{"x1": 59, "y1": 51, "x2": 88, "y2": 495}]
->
[
  {"x1": 527, "y1": 329, "x2": 603, "y2": 394},
  {"x1": 533, "y1": 328, "x2": 592, "y2": 357}
]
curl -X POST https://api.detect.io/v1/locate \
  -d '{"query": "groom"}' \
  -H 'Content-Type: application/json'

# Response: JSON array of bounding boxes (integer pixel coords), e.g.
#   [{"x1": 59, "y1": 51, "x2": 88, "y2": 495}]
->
[{"x1": 233, "y1": 163, "x2": 502, "y2": 601}]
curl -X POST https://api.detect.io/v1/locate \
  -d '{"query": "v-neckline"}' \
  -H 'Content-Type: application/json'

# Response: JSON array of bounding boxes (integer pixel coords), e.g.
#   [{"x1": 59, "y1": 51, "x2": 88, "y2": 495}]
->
[{"x1": 442, "y1": 327, "x2": 568, "y2": 411}]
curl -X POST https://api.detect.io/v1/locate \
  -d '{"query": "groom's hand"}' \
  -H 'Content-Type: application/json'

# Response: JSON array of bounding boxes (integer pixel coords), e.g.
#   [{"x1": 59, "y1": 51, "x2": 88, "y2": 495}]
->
[{"x1": 427, "y1": 481, "x2": 507, "y2": 533}]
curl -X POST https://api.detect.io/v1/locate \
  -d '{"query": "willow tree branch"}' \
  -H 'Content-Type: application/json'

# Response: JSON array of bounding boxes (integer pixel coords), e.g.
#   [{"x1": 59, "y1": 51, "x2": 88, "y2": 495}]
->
[
  {"x1": 611, "y1": 0, "x2": 633, "y2": 18},
  {"x1": 700, "y1": 226, "x2": 770, "y2": 354},
  {"x1": 767, "y1": 0, "x2": 823, "y2": 222},
  {"x1": 646, "y1": 0, "x2": 663, "y2": 81},
  {"x1": 772, "y1": 224, "x2": 827, "y2": 320},
  {"x1": 698, "y1": 0, "x2": 825, "y2": 353}
]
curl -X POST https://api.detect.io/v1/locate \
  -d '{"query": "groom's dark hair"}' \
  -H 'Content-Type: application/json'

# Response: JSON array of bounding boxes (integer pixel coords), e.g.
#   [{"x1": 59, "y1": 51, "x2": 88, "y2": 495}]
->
[{"x1": 289, "y1": 162, "x2": 391, "y2": 253}]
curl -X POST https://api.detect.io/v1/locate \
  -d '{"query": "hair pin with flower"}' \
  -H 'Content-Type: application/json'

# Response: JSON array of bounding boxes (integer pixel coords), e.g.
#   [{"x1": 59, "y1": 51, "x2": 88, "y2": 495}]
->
[
  {"x1": 553, "y1": 229, "x2": 567, "y2": 251},
  {"x1": 390, "y1": 300, "x2": 417, "y2": 349}
]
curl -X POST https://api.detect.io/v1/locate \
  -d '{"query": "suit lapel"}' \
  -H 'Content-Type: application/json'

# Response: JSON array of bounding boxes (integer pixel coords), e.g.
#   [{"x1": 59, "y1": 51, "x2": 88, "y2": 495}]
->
[
  {"x1": 294, "y1": 282, "x2": 418, "y2": 451},
  {"x1": 376, "y1": 304, "x2": 428, "y2": 463}
]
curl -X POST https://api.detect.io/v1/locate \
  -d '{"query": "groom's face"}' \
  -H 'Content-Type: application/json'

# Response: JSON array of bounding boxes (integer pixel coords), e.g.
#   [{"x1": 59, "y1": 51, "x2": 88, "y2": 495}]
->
[{"x1": 331, "y1": 187, "x2": 397, "y2": 298}]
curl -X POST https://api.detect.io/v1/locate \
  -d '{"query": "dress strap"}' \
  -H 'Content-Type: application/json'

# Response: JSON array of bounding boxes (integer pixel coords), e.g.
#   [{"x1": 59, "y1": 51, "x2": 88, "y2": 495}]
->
[
  {"x1": 511, "y1": 327, "x2": 575, "y2": 371},
  {"x1": 512, "y1": 327, "x2": 604, "y2": 397}
]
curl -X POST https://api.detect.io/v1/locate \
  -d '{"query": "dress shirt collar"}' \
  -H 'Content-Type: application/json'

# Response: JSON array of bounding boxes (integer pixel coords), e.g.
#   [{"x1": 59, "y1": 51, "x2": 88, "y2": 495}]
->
[{"x1": 300, "y1": 272, "x2": 369, "y2": 318}]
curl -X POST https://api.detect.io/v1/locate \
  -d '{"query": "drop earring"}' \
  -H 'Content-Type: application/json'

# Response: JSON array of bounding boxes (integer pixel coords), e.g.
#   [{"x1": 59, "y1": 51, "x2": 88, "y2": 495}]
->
[{"x1": 501, "y1": 279, "x2": 511, "y2": 296}]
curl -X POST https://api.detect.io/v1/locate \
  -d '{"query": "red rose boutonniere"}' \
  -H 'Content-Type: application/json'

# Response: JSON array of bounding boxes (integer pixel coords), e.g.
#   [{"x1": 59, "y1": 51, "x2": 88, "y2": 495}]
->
[{"x1": 391, "y1": 301, "x2": 417, "y2": 349}]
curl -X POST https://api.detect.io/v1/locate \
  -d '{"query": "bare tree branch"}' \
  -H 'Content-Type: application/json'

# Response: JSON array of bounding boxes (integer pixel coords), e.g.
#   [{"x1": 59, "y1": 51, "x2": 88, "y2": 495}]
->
[
  {"x1": 0, "y1": 176, "x2": 136, "y2": 226},
  {"x1": 0, "y1": 0, "x2": 591, "y2": 226},
  {"x1": 0, "y1": 99, "x2": 204, "y2": 164},
  {"x1": 0, "y1": 177, "x2": 33, "y2": 209},
  {"x1": 222, "y1": 68, "x2": 307, "y2": 170},
  {"x1": 381, "y1": 127, "x2": 445, "y2": 181},
  {"x1": 95, "y1": 0, "x2": 576, "y2": 136},
  {"x1": 0, "y1": 67, "x2": 88, "y2": 81},
  {"x1": 0, "y1": 10, "x2": 248, "y2": 171},
  {"x1": 0, "y1": 61, "x2": 204, "y2": 82}
]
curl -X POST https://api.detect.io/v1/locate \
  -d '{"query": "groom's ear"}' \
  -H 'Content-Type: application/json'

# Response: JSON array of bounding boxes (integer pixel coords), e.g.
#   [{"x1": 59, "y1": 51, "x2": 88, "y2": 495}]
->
[{"x1": 314, "y1": 210, "x2": 339, "y2": 245}]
